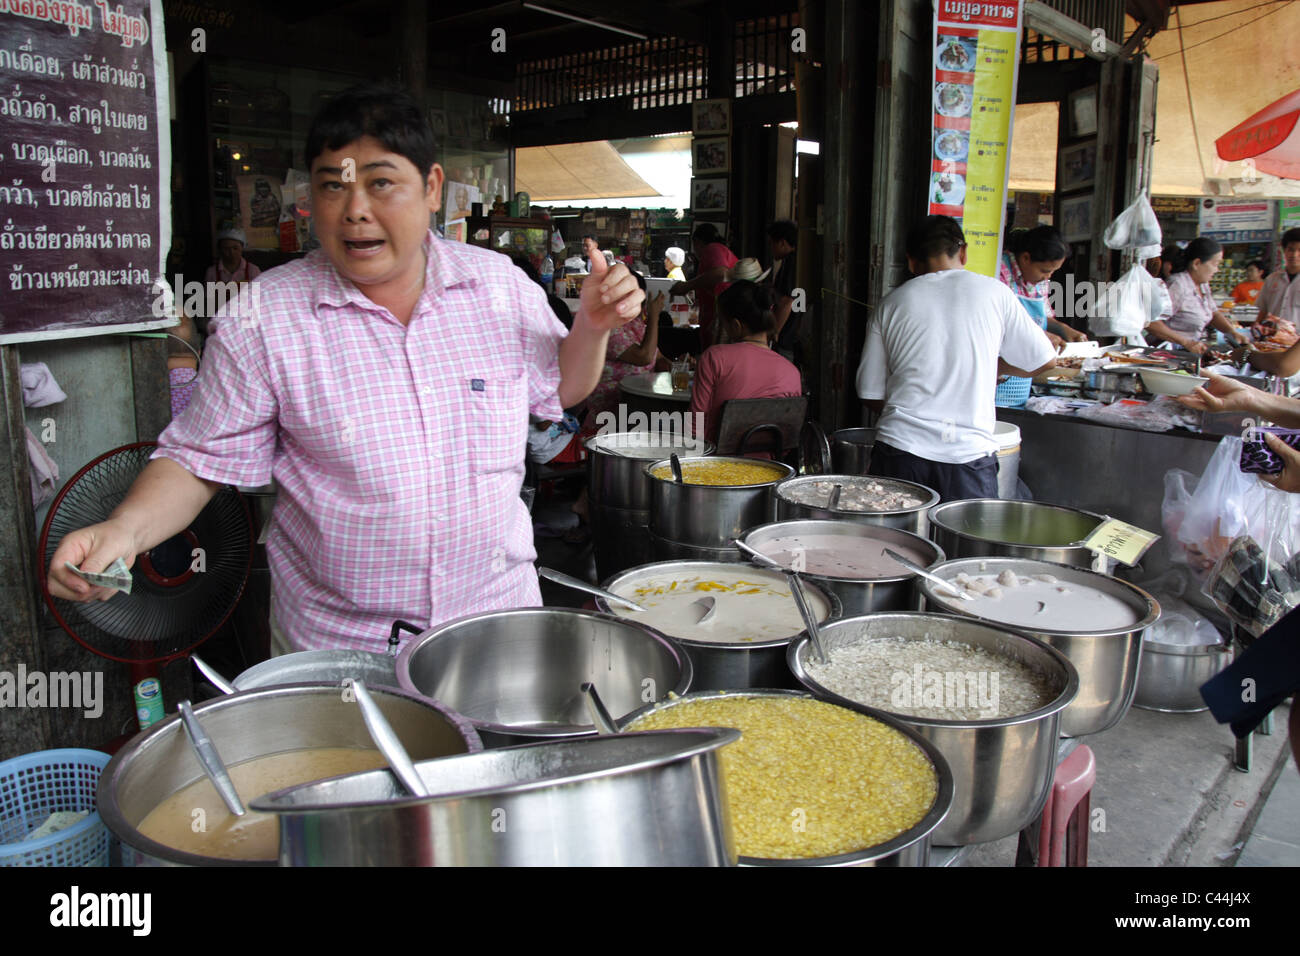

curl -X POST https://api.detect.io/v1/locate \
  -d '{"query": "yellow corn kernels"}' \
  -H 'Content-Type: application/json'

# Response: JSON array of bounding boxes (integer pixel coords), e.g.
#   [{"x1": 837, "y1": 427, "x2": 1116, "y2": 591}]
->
[{"x1": 650, "y1": 460, "x2": 785, "y2": 486}]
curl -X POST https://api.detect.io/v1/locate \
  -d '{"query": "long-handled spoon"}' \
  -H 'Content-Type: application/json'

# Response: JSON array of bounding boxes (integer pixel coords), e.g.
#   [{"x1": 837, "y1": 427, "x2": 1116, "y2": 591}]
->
[
  {"x1": 538, "y1": 566, "x2": 649, "y2": 612},
  {"x1": 882, "y1": 547, "x2": 972, "y2": 600},
  {"x1": 177, "y1": 700, "x2": 245, "y2": 817}
]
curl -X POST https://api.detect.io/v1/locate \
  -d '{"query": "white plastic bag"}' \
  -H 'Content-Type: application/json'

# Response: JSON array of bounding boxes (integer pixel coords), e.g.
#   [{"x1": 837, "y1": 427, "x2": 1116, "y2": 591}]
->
[
  {"x1": 1104, "y1": 193, "x2": 1162, "y2": 250},
  {"x1": 1088, "y1": 264, "x2": 1170, "y2": 338}
]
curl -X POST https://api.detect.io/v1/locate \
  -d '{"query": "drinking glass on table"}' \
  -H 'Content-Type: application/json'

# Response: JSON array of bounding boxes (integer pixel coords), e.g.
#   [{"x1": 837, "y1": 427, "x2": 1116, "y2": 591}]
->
[{"x1": 671, "y1": 358, "x2": 691, "y2": 392}]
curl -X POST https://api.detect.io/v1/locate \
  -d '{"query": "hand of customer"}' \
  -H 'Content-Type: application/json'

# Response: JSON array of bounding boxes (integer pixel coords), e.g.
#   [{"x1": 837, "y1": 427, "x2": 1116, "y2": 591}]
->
[
  {"x1": 47, "y1": 519, "x2": 139, "y2": 603},
  {"x1": 580, "y1": 253, "x2": 644, "y2": 333},
  {"x1": 1259, "y1": 433, "x2": 1300, "y2": 494},
  {"x1": 649, "y1": 291, "x2": 666, "y2": 318},
  {"x1": 1177, "y1": 375, "x2": 1260, "y2": 415}
]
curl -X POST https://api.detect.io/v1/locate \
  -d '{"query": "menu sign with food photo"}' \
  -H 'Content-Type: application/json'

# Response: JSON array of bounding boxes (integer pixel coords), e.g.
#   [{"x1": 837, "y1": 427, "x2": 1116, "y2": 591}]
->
[
  {"x1": 0, "y1": 0, "x2": 171, "y2": 343},
  {"x1": 929, "y1": 0, "x2": 1022, "y2": 277}
]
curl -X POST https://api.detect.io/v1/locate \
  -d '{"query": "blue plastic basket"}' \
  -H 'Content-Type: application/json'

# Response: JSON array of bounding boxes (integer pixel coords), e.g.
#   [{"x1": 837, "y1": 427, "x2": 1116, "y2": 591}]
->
[{"x1": 0, "y1": 749, "x2": 111, "y2": 867}]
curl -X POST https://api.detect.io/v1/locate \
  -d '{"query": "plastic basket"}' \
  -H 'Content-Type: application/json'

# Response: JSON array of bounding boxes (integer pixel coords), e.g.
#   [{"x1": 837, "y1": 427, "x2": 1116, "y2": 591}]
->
[{"x1": 0, "y1": 748, "x2": 111, "y2": 867}]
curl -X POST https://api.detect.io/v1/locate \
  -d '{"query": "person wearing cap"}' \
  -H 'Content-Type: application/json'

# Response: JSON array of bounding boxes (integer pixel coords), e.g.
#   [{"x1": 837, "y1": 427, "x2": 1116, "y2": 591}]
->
[
  {"x1": 670, "y1": 223, "x2": 737, "y2": 346},
  {"x1": 663, "y1": 247, "x2": 686, "y2": 282},
  {"x1": 205, "y1": 227, "x2": 262, "y2": 285}
]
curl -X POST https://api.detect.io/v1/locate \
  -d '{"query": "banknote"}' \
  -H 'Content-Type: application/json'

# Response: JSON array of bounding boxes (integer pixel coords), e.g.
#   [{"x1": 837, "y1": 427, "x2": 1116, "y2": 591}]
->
[{"x1": 64, "y1": 556, "x2": 133, "y2": 595}]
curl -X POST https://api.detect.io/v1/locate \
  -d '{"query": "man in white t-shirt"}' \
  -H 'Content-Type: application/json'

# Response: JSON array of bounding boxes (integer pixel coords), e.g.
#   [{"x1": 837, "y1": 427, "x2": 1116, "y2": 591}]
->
[{"x1": 856, "y1": 216, "x2": 1056, "y2": 501}]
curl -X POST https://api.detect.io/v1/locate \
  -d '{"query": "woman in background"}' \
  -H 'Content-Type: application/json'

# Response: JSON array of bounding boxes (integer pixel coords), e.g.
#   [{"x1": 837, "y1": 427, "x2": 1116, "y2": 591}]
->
[
  {"x1": 664, "y1": 247, "x2": 686, "y2": 281},
  {"x1": 1148, "y1": 237, "x2": 1250, "y2": 354}
]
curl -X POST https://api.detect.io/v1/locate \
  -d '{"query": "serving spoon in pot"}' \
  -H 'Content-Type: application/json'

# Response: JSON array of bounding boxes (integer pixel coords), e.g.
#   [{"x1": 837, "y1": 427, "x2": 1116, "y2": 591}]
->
[
  {"x1": 882, "y1": 547, "x2": 972, "y2": 600},
  {"x1": 538, "y1": 567, "x2": 649, "y2": 612},
  {"x1": 177, "y1": 699, "x2": 245, "y2": 817},
  {"x1": 350, "y1": 679, "x2": 430, "y2": 799},
  {"x1": 733, "y1": 539, "x2": 830, "y2": 664}
]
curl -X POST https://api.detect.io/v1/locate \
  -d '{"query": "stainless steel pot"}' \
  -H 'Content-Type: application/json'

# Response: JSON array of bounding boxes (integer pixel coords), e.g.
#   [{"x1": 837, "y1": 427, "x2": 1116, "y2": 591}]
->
[
  {"x1": 1082, "y1": 367, "x2": 1146, "y2": 402},
  {"x1": 395, "y1": 608, "x2": 692, "y2": 747},
  {"x1": 250, "y1": 729, "x2": 738, "y2": 866},
  {"x1": 1133, "y1": 639, "x2": 1232, "y2": 713},
  {"x1": 597, "y1": 560, "x2": 840, "y2": 691},
  {"x1": 831, "y1": 427, "x2": 876, "y2": 475},
  {"x1": 232, "y1": 649, "x2": 399, "y2": 691},
  {"x1": 788, "y1": 613, "x2": 1079, "y2": 846},
  {"x1": 620, "y1": 689, "x2": 954, "y2": 866},
  {"x1": 586, "y1": 432, "x2": 715, "y2": 512},
  {"x1": 97, "y1": 684, "x2": 482, "y2": 867},
  {"x1": 646, "y1": 456, "x2": 793, "y2": 549},
  {"x1": 647, "y1": 530, "x2": 745, "y2": 564},
  {"x1": 740, "y1": 519, "x2": 945, "y2": 616},
  {"x1": 927, "y1": 498, "x2": 1108, "y2": 569},
  {"x1": 775, "y1": 474, "x2": 939, "y2": 537},
  {"x1": 917, "y1": 557, "x2": 1160, "y2": 736}
]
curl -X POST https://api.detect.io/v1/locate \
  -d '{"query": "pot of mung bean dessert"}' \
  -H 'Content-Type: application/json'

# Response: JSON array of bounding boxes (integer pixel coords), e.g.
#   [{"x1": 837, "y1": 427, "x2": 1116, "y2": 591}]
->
[
  {"x1": 775, "y1": 474, "x2": 939, "y2": 537},
  {"x1": 916, "y1": 558, "x2": 1159, "y2": 737},
  {"x1": 740, "y1": 519, "x2": 945, "y2": 615},
  {"x1": 621, "y1": 689, "x2": 952, "y2": 866},
  {"x1": 788, "y1": 613, "x2": 1078, "y2": 846},
  {"x1": 646, "y1": 456, "x2": 793, "y2": 560},
  {"x1": 598, "y1": 560, "x2": 840, "y2": 691},
  {"x1": 926, "y1": 499, "x2": 1109, "y2": 569}
]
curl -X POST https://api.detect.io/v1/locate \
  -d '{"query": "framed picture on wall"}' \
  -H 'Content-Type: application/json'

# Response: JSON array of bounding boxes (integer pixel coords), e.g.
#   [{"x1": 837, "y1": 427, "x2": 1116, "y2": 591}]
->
[
  {"x1": 449, "y1": 113, "x2": 468, "y2": 139},
  {"x1": 429, "y1": 109, "x2": 448, "y2": 139},
  {"x1": 1060, "y1": 193, "x2": 1093, "y2": 242},
  {"x1": 1068, "y1": 86, "x2": 1099, "y2": 138},
  {"x1": 692, "y1": 99, "x2": 731, "y2": 135},
  {"x1": 691, "y1": 177, "x2": 729, "y2": 213},
  {"x1": 1059, "y1": 140, "x2": 1096, "y2": 192},
  {"x1": 693, "y1": 137, "x2": 730, "y2": 175}
]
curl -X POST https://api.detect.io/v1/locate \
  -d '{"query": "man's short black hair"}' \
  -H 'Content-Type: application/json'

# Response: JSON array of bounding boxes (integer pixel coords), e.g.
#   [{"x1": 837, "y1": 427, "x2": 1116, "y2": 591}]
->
[
  {"x1": 766, "y1": 219, "x2": 797, "y2": 248},
  {"x1": 582, "y1": 234, "x2": 597, "y2": 242},
  {"x1": 693, "y1": 222, "x2": 722, "y2": 245},
  {"x1": 305, "y1": 83, "x2": 436, "y2": 180},
  {"x1": 906, "y1": 215, "x2": 965, "y2": 262},
  {"x1": 1283, "y1": 227, "x2": 1300, "y2": 248}
]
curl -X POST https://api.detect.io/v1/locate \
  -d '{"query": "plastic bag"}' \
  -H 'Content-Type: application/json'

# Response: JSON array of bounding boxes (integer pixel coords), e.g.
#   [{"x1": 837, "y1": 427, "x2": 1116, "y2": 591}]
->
[
  {"x1": 1176, "y1": 437, "x2": 1300, "y2": 582},
  {"x1": 1103, "y1": 193, "x2": 1162, "y2": 250},
  {"x1": 1144, "y1": 592, "x2": 1224, "y2": 646},
  {"x1": 1088, "y1": 264, "x2": 1170, "y2": 338},
  {"x1": 1162, "y1": 468, "x2": 1198, "y2": 565},
  {"x1": 1203, "y1": 535, "x2": 1300, "y2": 637}
]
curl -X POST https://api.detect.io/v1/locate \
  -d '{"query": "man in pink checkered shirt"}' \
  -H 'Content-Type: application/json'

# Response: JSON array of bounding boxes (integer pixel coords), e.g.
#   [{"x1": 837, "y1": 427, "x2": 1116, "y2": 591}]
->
[{"x1": 47, "y1": 86, "x2": 645, "y2": 653}]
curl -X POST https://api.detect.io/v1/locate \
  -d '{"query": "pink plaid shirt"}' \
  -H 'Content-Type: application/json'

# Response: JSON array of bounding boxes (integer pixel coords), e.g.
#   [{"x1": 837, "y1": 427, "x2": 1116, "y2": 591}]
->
[{"x1": 155, "y1": 232, "x2": 566, "y2": 651}]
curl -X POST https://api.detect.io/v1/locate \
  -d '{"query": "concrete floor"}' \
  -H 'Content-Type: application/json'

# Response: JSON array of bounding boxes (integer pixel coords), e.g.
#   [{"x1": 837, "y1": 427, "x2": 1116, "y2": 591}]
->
[{"x1": 530, "y1": 480, "x2": 1300, "y2": 868}]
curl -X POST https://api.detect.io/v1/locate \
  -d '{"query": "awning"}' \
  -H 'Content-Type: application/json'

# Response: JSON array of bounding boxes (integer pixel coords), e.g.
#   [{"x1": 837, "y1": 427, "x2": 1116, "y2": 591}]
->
[
  {"x1": 516, "y1": 141, "x2": 663, "y2": 201},
  {"x1": 1216, "y1": 88, "x2": 1300, "y2": 181}
]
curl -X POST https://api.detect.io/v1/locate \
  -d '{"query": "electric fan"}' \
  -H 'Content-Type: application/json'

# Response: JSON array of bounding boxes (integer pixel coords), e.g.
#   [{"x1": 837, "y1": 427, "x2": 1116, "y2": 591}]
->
[{"x1": 39, "y1": 442, "x2": 254, "y2": 741}]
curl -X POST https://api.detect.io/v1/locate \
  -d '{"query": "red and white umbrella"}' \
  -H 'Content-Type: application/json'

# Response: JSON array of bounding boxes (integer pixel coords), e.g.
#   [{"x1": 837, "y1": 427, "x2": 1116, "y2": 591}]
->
[{"x1": 1215, "y1": 88, "x2": 1300, "y2": 181}]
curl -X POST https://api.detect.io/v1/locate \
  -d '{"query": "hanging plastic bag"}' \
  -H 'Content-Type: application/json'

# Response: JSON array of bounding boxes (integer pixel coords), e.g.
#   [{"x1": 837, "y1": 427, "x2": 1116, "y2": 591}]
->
[
  {"x1": 1088, "y1": 264, "x2": 1170, "y2": 338},
  {"x1": 1103, "y1": 193, "x2": 1162, "y2": 250}
]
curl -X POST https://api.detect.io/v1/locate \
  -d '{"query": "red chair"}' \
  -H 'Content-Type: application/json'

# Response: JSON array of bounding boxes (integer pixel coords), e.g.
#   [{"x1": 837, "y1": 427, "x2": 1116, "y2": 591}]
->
[{"x1": 1036, "y1": 744, "x2": 1096, "y2": 867}]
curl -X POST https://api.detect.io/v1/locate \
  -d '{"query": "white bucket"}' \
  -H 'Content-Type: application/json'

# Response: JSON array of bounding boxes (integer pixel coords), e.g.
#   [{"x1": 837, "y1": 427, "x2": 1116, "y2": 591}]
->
[{"x1": 993, "y1": 421, "x2": 1021, "y2": 499}]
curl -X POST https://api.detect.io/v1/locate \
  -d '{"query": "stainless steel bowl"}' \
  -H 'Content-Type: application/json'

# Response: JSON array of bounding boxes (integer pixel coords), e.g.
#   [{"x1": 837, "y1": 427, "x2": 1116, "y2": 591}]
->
[
  {"x1": 775, "y1": 474, "x2": 939, "y2": 537},
  {"x1": 788, "y1": 613, "x2": 1078, "y2": 845},
  {"x1": 620, "y1": 688, "x2": 953, "y2": 866},
  {"x1": 598, "y1": 560, "x2": 840, "y2": 691},
  {"x1": 232, "y1": 650, "x2": 398, "y2": 691},
  {"x1": 97, "y1": 684, "x2": 482, "y2": 867},
  {"x1": 917, "y1": 557, "x2": 1160, "y2": 736},
  {"x1": 252, "y1": 729, "x2": 739, "y2": 866},
  {"x1": 1133, "y1": 640, "x2": 1232, "y2": 713},
  {"x1": 646, "y1": 456, "x2": 793, "y2": 549},
  {"x1": 831, "y1": 427, "x2": 876, "y2": 475},
  {"x1": 927, "y1": 499, "x2": 1108, "y2": 569},
  {"x1": 741, "y1": 519, "x2": 945, "y2": 615},
  {"x1": 395, "y1": 608, "x2": 692, "y2": 747}
]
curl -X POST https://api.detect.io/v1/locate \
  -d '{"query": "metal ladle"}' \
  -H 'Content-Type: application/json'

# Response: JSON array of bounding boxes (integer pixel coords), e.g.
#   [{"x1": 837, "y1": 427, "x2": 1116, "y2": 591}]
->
[
  {"x1": 669, "y1": 452, "x2": 685, "y2": 484},
  {"x1": 190, "y1": 654, "x2": 236, "y2": 696},
  {"x1": 733, "y1": 539, "x2": 830, "y2": 664},
  {"x1": 350, "y1": 679, "x2": 430, "y2": 799},
  {"x1": 177, "y1": 699, "x2": 245, "y2": 817},
  {"x1": 580, "y1": 682, "x2": 621, "y2": 735},
  {"x1": 538, "y1": 567, "x2": 649, "y2": 612},
  {"x1": 882, "y1": 547, "x2": 972, "y2": 601},
  {"x1": 827, "y1": 483, "x2": 843, "y2": 510}
]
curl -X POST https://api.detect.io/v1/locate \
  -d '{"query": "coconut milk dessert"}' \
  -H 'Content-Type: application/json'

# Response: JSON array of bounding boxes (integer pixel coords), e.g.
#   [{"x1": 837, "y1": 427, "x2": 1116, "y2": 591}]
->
[
  {"x1": 932, "y1": 571, "x2": 1140, "y2": 630},
  {"x1": 752, "y1": 533, "x2": 929, "y2": 579},
  {"x1": 782, "y1": 478, "x2": 925, "y2": 512},
  {"x1": 609, "y1": 568, "x2": 830, "y2": 643}
]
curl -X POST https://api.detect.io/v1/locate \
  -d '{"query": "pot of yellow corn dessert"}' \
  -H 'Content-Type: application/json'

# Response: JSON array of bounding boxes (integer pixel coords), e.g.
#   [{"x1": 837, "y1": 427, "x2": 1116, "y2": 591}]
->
[
  {"x1": 645, "y1": 456, "x2": 793, "y2": 561},
  {"x1": 598, "y1": 561, "x2": 840, "y2": 690},
  {"x1": 621, "y1": 689, "x2": 953, "y2": 866}
]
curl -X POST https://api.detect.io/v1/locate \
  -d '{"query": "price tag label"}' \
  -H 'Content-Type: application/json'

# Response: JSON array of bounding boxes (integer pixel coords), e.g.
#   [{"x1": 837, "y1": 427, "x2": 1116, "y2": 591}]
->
[{"x1": 1083, "y1": 518, "x2": 1161, "y2": 567}]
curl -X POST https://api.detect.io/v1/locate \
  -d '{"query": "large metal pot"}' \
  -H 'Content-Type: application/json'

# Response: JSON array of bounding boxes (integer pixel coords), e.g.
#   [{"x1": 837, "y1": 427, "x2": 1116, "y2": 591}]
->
[
  {"x1": 647, "y1": 530, "x2": 745, "y2": 564},
  {"x1": 233, "y1": 649, "x2": 399, "y2": 691},
  {"x1": 597, "y1": 560, "x2": 840, "y2": 691},
  {"x1": 741, "y1": 519, "x2": 944, "y2": 615},
  {"x1": 775, "y1": 474, "x2": 939, "y2": 537},
  {"x1": 620, "y1": 689, "x2": 953, "y2": 866},
  {"x1": 788, "y1": 613, "x2": 1079, "y2": 846},
  {"x1": 917, "y1": 557, "x2": 1160, "y2": 736},
  {"x1": 646, "y1": 456, "x2": 793, "y2": 550},
  {"x1": 831, "y1": 427, "x2": 876, "y2": 474},
  {"x1": 97, "y1": 684, "x2": 481, "y2": 867},
  {"x1": 927, "y1": 499, "x2": 1108, "y2": 569},
  {"x1": 1133, "y1": 639, "x2": 1232, "y2": 713},
  {"x1": 250, "y1": 729, "x2": 738, "y2": 866},
  {"x1": 395, "y1": 608, "x2": 692, "y2": 747}
]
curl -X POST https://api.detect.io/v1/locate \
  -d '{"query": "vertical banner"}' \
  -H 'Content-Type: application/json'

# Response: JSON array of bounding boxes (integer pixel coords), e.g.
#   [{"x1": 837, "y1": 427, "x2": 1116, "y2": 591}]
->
[
  {"x1": 0, "y1": 0, "x2": 171, "y2": 343},
  {"x1": 930, "y1": 1, "x2": 1022, "y2": 277}
]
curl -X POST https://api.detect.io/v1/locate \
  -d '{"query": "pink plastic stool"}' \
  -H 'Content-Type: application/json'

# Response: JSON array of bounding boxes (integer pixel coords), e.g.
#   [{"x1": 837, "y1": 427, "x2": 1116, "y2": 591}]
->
[{"x1": 1036, "y1": 745, "x2": 1096, "y2": 867}]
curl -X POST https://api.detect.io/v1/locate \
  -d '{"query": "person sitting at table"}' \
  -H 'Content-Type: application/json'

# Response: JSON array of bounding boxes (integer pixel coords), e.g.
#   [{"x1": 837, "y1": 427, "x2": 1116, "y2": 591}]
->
[
  {"x1": 689, "y1": 281, "x2": 801, "y2": 445},
  {"x1": 581, "y1": 271, "x2": 666, "y2": 429},
  {"x1": 1147, "y1": 237, "x2": 1250, "y2": 354}
]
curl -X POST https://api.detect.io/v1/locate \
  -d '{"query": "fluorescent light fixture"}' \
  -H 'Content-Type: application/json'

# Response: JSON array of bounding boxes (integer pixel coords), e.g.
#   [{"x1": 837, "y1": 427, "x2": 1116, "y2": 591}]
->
[{"x1": 522, "y1": 3, "x2": 649, "y2": 40}]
